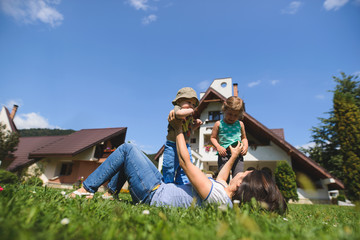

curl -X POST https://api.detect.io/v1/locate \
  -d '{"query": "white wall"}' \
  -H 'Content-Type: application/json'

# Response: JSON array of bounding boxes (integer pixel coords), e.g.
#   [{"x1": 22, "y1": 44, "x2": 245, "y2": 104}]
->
[
  {"x1": 245, "y1": 142, "x2": 291, "y2": 163},
  {"x1": 0, "y1": 107, "x2": 12, "y2": 132},
  {"x1": 200, "y1": 78, "x2": 233, "y2": 99}
]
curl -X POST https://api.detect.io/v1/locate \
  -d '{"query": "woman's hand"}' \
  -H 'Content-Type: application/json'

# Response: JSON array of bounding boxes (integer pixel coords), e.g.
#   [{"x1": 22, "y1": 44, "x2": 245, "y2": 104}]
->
[{"x1": 228, "y1": 141, "x2": 243, "y2": 158}]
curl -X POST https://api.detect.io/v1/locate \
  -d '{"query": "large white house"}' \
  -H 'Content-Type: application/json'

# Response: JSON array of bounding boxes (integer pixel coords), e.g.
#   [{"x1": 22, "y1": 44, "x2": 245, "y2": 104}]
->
[{"x1": 156, "y1": 78, "x2": 344, "y2": 204}]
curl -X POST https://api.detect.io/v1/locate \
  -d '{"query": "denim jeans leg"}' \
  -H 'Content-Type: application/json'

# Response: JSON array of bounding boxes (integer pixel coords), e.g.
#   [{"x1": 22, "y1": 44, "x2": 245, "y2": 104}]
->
[
  {"x1": 123, "y1": 144, "x2": 162, "y2": 203},
  {"x1": 162, "y1": 141, "x2": 176, "y2": 183},
  {"x1": 107, "y1": 167, "x2": 126, "y2": 194},
  {"x1": 174, "y1": 143, "x2": 192, "y2": 185},
  {"x1": 83, "y1": 143, "x2": 162, "y2": 204}
]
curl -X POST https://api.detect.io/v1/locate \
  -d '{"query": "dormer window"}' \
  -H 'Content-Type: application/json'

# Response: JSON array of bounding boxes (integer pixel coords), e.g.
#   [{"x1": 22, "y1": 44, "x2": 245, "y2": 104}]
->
[{"x1": 208, "y1": 111, "x2": 223, "y2": 122}]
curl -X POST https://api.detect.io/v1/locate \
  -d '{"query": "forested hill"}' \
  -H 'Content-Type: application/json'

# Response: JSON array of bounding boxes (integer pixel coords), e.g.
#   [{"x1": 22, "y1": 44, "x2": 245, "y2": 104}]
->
[{"x1": 18, "y1": 128, "x2": 76, "y2": 137}]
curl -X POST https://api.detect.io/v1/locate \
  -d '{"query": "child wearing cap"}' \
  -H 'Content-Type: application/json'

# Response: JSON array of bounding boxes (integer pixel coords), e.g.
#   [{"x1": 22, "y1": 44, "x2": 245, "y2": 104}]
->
[
  {"x1": 210, "y1": 96, "x2": 248, "y2": 183},
  {"x1": 162, "y1": 87, "x2": 203, "y2": 185}
]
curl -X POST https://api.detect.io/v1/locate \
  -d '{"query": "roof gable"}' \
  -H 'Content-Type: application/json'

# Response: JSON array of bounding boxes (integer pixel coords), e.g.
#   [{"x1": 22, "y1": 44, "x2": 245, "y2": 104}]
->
[{"x1": 194, "y1": 87, "x2": 227, "y2": 119}]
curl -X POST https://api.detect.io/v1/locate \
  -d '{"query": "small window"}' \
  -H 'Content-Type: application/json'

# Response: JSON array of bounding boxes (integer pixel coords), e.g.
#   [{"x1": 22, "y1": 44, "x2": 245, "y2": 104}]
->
[
  {"x1": 221, "y1": 82, "x2": 227, "y2": 88},
  {"x1": 60, "y1": 163, "x2": 73, "y2": 176},
  {"x1": 208, "y1": 111, "x2": 223, "y2": 121},
  {"x1": 190, "y1": 138, "x2": 196, "y2": 144}
]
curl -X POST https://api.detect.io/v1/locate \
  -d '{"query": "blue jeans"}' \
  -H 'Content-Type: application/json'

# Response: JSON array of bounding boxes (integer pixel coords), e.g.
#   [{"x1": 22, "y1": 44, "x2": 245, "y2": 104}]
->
[
  {"x1": 83, "y1": 143, "x2": 162, "y2": 204},
  {"x1": 162, "y1": 140, "x2": 193, "y2": 185}
]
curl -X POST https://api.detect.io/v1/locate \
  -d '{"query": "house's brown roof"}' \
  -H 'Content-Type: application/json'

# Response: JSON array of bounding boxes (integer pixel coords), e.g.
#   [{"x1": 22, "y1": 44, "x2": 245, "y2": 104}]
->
[
  {"x1": 270, "y1": 128, "x2": 284, "y2": 140},
  {"x1": 6, "y1": 136, "x2": 63, "y2": 172},
  {"x1": 4, "y1": 107, "x2": 18, "y2": 133},
  {"x1": 7, "y1": 127, "x2": 127, "y2": 172},
  {"x1": 29, "y1": 128, "x2": 127, "y2": 157}
]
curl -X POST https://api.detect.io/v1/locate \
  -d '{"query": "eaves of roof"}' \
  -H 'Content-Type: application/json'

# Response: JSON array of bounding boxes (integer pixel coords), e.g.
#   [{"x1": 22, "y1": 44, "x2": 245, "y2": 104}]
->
[{"x1": 4, "y1": 107, "x2": 18, "y2": 132}]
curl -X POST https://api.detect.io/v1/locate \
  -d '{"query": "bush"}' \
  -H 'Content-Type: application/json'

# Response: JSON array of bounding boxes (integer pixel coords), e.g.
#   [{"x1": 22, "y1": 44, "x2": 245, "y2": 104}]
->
[
  {"x1": 0, "y1": 169, "x2": 18, "y2": 184},
  {"x1": 24, "y1": 176, "x2": 43, "y2": 186},
  {"x1": 275, "y1": 161, "x2": 299, "y2": 202},
  {"x1": 337, "y1": 194, "x2": 346, "y2": 202}
]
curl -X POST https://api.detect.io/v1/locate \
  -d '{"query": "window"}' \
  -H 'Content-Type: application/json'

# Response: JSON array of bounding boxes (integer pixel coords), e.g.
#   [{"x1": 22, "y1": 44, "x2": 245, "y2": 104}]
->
[
  {"x1": 190, "y1": 138, "x2": 196, "y2": 144},
  {"x1": 59, "y1": 162, "x2": 73, "y2": 176},
  {"x1": 208, "y1": 111, "x2": 223, "y2": 121}
]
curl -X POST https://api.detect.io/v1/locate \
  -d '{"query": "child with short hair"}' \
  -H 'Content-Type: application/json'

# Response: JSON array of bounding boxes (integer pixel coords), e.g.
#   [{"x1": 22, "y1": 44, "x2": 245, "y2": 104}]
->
[
  {"x1": 162, "y1": 87, "x2": 202, "y2": 185},
  {"x1": 210, "y1": 96, "x2": 248, "y2": 181}
]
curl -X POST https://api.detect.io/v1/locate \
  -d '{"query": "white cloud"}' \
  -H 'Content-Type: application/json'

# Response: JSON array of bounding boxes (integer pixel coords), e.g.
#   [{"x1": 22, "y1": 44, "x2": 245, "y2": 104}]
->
[
  {"x1": 316, "y1": 94, "x2": 325, "y2": 99},
  {"x1": 323, "y1": 0, "x2": 349, "y2": 11},
  {"x1": 0, "y1": 0, "x2": 63, "y2": 27},
  {"x1": 14, "y1": 112, "x2": 58, "y2": 129},
  {"x1": 296, "y1": 142, "x2": 315, "y2": 152},
  {"x1": 142, "y1": 14, "x2": 157, "y2": 25},
  {"x1": 128, "y1": 0, "x2": 149, "y2": 11},
  {"x1": 270, "y1": 80, "x2": 280, "y2": 85},
  {"x1": 248, "y1": 80, "x2": 261, "y2": 88},
  {"x1": 4, "y1": 99, "x2": 23, "y2": 109},
  {"x1": 281, "y1": 1, "x2": 303, "y2": 14},
  {"x1": 353, "y1": 71, "x2": 360, "y2": 77},
  {"x1": 197, "y1": 80, "x2": 211, "y2": 91}
]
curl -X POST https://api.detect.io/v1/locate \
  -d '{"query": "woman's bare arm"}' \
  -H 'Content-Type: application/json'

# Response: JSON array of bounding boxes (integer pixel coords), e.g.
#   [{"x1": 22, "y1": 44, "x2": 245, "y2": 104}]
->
[
  {"x1": 216, "y1": 142, "x2": 243, "y2": 185},
  {"x1": 169, "y1": 111, "x2": 212, "y2": 200}
]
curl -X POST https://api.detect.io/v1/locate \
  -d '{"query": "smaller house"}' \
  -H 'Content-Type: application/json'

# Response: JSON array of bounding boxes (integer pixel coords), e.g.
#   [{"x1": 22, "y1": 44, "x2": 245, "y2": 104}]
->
[
  {"x1": 7, "y1": 128, "x2": 127, "y2": 189},
  {"x1": 1, "y1": 105, "x2": 127, "y2": 189}
]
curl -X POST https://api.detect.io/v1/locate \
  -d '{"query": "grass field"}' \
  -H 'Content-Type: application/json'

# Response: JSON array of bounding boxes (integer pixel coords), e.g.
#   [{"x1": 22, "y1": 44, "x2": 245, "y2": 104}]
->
[{"x1": 1, "y1": 184, "x2": 359, "y2": 240}]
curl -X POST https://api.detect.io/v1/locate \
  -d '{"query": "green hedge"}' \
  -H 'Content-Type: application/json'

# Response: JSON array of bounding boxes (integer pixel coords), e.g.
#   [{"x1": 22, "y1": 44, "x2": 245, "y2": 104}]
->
[{"x1": 0, "y1": 169, "x2": 18, "y2": 184}]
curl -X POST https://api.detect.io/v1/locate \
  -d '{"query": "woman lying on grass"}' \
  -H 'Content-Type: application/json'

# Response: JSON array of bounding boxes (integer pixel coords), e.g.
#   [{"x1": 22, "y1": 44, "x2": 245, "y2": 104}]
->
[{"x1": 71, "y1": 112, "x2": 287, "y2": 214}]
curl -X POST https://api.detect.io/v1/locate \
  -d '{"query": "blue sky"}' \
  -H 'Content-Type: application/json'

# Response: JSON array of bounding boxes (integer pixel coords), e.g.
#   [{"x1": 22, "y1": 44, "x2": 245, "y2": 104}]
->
[{"x1": 0, "y1": 0, "x2": 359, "y2": 153}]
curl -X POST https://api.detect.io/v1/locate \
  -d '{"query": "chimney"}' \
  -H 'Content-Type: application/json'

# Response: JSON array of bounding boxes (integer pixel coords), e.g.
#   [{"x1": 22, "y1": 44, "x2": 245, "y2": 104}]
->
[
  {"x1": 233, "y1": 83, "x2": 238, "y2": 97},
  {"x1": 10, "y1": 105, "x2": 18, "y2": 120}
]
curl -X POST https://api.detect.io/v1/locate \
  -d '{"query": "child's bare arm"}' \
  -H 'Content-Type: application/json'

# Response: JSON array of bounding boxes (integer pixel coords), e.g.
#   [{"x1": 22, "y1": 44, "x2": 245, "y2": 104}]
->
[
  {"x1": 176, "y1": 108, "x2": 194, "y2": 119},
  {"x1": 192, "y1": 118, "x2": 203, "y2": 131},
  {"x1": 211, "y1": 121, "x2": 227, "y2": 156},
  {"x1": 240, "y1": 121, "x2": 248, "y2": 155}
]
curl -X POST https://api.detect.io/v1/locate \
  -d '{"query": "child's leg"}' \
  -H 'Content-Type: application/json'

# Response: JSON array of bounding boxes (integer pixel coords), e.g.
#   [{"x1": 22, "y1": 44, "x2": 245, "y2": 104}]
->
[
  {"x1": 83, "y1": 143, "x2": 162, "y2": 204},
  {"x1": 231, "y1": 155, "x2": 243, "y2": 178},
  {"x1": 217, "y1": 154, "x2": 228, "y2": 174},
  {"x1": 174, "y1": 143, "x2": 192, "y2": 185},
  {"x1": 162, "y1": 141, "x2": 176, "y2": 183},
  {"x1": 107, "y1": 167, "x2": 126, "y2": 196}
]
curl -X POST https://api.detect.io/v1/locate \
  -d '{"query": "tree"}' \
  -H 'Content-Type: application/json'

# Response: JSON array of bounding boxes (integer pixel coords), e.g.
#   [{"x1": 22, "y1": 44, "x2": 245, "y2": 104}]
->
[
  {"x1": 334, "y1": 91, "x2": 360, "y2": 200},
  {"x1": 0, "y1": 123, "x2": 19, "y2": 169},
  {"x1": 275, "y1": 161, "x2": 299, "y2": 202},
  {"x1": 301, "y1": 72, "x2": 360, "y2": 200}
]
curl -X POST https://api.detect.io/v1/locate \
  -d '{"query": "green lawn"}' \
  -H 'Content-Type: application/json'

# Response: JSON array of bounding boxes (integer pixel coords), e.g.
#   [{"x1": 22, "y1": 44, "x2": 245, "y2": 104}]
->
[{"x1": 1, "y1": 184, "x2": 359, "y2": 240}]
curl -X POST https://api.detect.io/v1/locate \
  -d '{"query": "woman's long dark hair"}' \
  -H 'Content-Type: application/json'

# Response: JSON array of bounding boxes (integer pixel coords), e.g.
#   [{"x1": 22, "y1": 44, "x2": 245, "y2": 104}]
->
[{"x1": 233, "y1": 170, "x2": 287, "y2": 214}]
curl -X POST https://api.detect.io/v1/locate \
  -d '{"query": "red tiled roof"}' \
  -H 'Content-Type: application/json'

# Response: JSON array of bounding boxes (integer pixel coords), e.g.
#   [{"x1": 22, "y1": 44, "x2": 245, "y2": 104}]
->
[
  {"x1": 29, "y1": 128, "x2": 127, "y2": 157},
  {"x1": 270, "y1": 128, "x2": 284, "y2": 139},
  {"x1": 7, "y1": 127, "x2": 127, "y2": 172}
]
